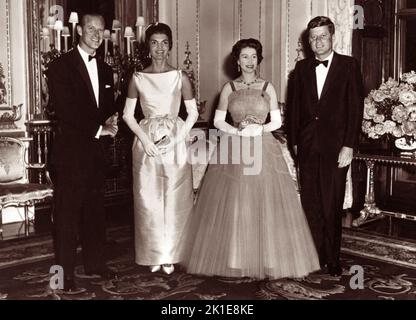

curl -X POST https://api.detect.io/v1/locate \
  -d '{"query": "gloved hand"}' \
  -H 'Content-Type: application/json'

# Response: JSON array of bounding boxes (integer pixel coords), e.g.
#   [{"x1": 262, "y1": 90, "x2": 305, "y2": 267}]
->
[{"x1": 238, "y1": 124, "x2": 264, "y2": 137}]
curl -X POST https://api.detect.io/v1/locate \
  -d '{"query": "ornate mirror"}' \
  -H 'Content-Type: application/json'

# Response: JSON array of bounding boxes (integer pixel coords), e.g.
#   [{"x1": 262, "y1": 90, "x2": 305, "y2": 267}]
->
[{"x1": 26, "y1": 0, "x2": 159, "y2": 121}]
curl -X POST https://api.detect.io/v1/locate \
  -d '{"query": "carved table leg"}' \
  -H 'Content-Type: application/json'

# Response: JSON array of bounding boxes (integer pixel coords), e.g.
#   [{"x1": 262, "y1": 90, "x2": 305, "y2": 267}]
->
[{"x1": 353, "y1": 160, "x2": 382, "y2": 227}]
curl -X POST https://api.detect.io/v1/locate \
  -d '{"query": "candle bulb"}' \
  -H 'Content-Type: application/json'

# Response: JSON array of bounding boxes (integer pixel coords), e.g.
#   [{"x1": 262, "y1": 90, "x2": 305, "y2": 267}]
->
[
  {"x1": 54, "y1": 20, "x2": 64, "y2": 52},
  {"x1": 47, "y1": 16, "x2": 56, "y2": 46},
  {"x1": 62, "y1": 27, "x2": 70, "y2": 52},
  {"x1": 136, "y1": 16, "x2": 145, "y2": 43},
  {"x1": 112, "y1": 20, "x2": 122, "y2": 53},
  {"x1": 104, "y1": 29, "x2": 111, "y2": 57},
  {"x1": 68, "y1": 12, "x2": 79, "y2": 47},
  {"x1": 124, "y1": 27, "x2": 134, "y2": 55},
  {"x1": 41, "y1": 27, "x2": 50, "y2": 52},
  {"x1": 111, "y1": 33, "x2": 118, "y2": 55}
]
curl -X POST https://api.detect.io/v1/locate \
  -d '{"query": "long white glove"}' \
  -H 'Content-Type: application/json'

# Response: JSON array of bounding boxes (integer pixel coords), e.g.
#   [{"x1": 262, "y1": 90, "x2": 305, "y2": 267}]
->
[
  {"x1": 176, "y1": 98, "x2": 199, "y2": 142},
  {"x1": 238, "y1": 124, "x2": 264, "y2": 137},
  {"x1": 263, "y1": 109, "x2": 282, "y2": 133},
  {"x1": 122, "y1": 97, "x2": 160, "y2": 157},
  {"x1": 213, "y1": 109, "x2": 238, "y2": 135},
  {"x1": 238, "y1": 110, "x2": 282, "y2": 137}
]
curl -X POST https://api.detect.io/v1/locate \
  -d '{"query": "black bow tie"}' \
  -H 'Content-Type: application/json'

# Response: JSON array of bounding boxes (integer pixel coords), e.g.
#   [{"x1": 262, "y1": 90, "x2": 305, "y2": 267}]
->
[
  {"x1": 315, "y1": 59, "x2": 329, "y2": 68},
  {"x1": 88, "y1": 55, "x2": 96, "y2": 62}
]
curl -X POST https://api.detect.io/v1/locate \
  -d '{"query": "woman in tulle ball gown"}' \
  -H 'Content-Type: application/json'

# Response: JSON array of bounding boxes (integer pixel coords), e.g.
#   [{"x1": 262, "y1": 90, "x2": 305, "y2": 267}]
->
[
  {"x1": 181, "y1": 39, "x2": 320, "y2": 280},
  {"x1": 122, "y1": 23, "x2": 199, "y2": 275}
]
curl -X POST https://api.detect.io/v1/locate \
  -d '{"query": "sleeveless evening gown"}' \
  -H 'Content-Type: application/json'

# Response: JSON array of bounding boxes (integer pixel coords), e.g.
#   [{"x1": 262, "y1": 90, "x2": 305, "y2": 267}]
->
[
  {"x1": 131, "y1": 70, "x2": 194, "y2": 266},
  {"x1": 182, "y1": 82, "x2": 321, "y2": 280}
]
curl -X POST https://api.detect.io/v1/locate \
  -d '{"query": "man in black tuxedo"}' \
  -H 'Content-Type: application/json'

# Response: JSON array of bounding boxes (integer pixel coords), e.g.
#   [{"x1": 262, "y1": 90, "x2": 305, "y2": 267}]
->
[
  {"x1": 288, "y1": 16, "x2": 364, "y2": 277},
  {"x1": 47, "y1": 13, "x2": 118, "y2": 293}
]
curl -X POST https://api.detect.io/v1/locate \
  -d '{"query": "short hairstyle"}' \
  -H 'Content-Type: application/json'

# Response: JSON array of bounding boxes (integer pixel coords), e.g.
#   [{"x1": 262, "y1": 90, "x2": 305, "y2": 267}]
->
[
  {"x1": 145, "y1": 22, "x2": 173, "y2": 51},
  {"x1": 307, "y1": 16, "x2": 335, "y2": 35},
  {"x1": 231, "y1": 38, "x2": 264, "y2": 64},
  {"x1": 80, "y1": 13, "x2": 105, "y2": 28}
]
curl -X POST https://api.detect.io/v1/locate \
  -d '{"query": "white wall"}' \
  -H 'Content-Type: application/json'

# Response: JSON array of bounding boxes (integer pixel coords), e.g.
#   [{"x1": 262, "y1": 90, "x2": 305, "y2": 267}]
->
[
  {"x1": 160, "y1": 0, "x2": 285, "y2": 122},
  {"x1": 159, "y1": 0, "x2": 355, "y2": 120}
]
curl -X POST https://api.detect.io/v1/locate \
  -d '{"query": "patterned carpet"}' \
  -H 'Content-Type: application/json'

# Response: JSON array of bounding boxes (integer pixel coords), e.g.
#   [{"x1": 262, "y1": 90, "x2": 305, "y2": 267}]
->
[{"x1": 1, "y1": 227, "x2": 416, "y2": 300}]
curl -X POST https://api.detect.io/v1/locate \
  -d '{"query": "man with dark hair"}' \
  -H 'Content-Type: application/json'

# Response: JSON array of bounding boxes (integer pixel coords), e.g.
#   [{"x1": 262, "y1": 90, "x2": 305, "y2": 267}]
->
[
  {"x1": 47, "y1": 13, "x2": 118, "y2": 293},
  {"x1": 288, "y1": 16, "x2": 364, "y2": 277}
]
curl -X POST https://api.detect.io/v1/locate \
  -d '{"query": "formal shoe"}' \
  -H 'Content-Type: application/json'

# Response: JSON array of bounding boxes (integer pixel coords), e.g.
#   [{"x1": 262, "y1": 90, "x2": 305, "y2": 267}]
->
[
  {"x1": 85, "y1": 267, "x2": 117, "y2": 280},
  {"x1": 328, "y1": 265, "x2": 343, "y2": 277},
  {"x1": 162, "y1": 264, "x2": 174, "y2": 275},
  {"x1": 149, "y1": 265, "x2": 161, "y2": 273},
  {"x1": 62, "y1": 277, "x2": 86, "y2": 295}
]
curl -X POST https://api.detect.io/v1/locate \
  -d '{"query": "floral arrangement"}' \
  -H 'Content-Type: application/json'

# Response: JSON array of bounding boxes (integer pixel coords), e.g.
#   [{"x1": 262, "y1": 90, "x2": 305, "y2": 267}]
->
[{"x1": 362, "y1": 71, "x2": 416, "y2": 143}]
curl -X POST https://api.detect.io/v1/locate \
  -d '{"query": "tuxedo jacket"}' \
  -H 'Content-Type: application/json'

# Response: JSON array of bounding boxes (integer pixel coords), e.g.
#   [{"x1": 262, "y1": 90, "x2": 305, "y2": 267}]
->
[
  {"x1": 47, "y1": 48, "x2": 116, "y2": 174},
  {"x1": 288, "y1": 52, "x2": 364, "y2": 162}
]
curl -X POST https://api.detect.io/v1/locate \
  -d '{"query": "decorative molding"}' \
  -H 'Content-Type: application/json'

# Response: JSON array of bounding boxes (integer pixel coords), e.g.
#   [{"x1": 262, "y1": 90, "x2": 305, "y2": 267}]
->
[
  {"x1": 26, "y1": 0, "x2": 43, "y2": 120},
  {"x1": 175, "y1": 0, "x2": 179, "y2": 68},
  {"x1": 195, "y1": 0, "x2": 200, "y2": 103},
  {"x1": 258, "y1": 0, "x2": 262, "y2": 41},
  {"x1": 153, "y1": 0, "x2": 159, "y2": 22},
  {"x1": 0, "y1": 104, "x2": 23, "y2": 130},
  {"x1": 0, "y1": 0, "x2": 13, "y2": 111},
  {"x1": 238, "y1": 0, "x2": 242, "y2": 40},
  {"x1": 328, "y1": 0, "x2": 354, "y2": 55}
]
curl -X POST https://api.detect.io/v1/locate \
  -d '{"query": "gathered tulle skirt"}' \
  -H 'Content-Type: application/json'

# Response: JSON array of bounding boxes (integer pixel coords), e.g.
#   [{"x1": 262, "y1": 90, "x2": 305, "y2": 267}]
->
[
  {"x1": 132, "y1": 116, "x2": 194, "y2": 266},
  {"x1": 180, "y1": 133, "x2": 320, "y2": 280}
]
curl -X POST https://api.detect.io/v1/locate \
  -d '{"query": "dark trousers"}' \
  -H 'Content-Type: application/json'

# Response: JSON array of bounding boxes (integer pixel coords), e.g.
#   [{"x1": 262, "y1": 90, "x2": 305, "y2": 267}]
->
[
  {"x1": 52, "y1": 147, "x2": 106, "y2": 278},
  {"x1": 298, "y1": 152, "x2": 348, "y2": 268}
]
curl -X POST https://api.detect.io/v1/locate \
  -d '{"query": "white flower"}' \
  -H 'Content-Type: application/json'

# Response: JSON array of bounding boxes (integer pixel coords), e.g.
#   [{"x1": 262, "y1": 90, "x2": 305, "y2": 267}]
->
[
  {"x1": 407, "y1": 105, "x2": 416, "y2": 122},
  {"x1": 372, "y1": 90, "x2": 388, "y2": 103},
  {"x1": 364, "y1": 99, "x2": 378, "y2": 119},
  {"x1": 392, "y1": 105, "x2": 408, "y2": 123},
  {"x1": 374, "y1": 123, "x2": 386, "y2": 136},
  {"x1": 383, "y1": 120, "x2": 396, "y2": 134},
  {"x1": 373, "y1": 114, "x2": 385, "y2": 123},
  {"x1": 402, "y1": 121, "x2": 416, "y2": 136},
  {"x1": 362, "y1": 121, "x2": 373, "y2": 134},
  {"x1": 392, "y1": 126, "x2": 404, "y2": 138},
  {"x1": 401, "y1": 71, "x2": 416, "y2": 85},
  {"x1": 399, "y1": 90, "x2": 416, "y2": 107}
]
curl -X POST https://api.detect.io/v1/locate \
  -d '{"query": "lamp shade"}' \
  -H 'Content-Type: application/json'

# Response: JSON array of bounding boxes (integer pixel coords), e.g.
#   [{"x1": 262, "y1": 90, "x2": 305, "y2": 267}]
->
[
  {"x1": 62, "y1": 26, "x2": 70, "y2": 36},
  {"x1": 54, "y1": 20, "x2": 64, "y2": 31},
  {"x1": 104, "y1": 29, "x2": 111, "y2": 39},
  {"x1": 47, "y1": 16, "x2": 57, "y2": 28},
  {"x1": 124, "y1": 26, "x2": 134, "y2": 37},
  {"x1": 68, "y1": 12, "x2": 79, "y2": 24},
  {"x1": 112, "y1": 19, "x2": 121, "y2": 30},
  {"x1": 136, "y1": 16, "x2": 146, "y2": 27},
  {"x1": 41, "y1": 27, "x2": 50, "y2": 36}
]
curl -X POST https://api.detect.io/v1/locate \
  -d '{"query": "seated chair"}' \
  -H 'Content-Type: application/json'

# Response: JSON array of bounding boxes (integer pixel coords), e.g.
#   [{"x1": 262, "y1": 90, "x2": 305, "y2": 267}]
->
[{"x1": 0, "y1": 137, "x2": 53, "y2": 238}]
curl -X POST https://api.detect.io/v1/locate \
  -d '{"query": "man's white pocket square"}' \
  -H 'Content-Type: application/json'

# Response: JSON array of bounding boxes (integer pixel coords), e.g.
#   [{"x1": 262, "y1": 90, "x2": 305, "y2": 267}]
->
[{"x1": 105, "y1": 85, "x2": 111, "y2": 89}]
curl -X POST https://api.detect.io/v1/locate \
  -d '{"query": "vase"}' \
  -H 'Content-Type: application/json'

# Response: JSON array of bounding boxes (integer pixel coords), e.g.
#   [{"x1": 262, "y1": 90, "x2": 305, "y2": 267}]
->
[{"x1": 394, "y1": 137, "x2": 416, "y2": 158}]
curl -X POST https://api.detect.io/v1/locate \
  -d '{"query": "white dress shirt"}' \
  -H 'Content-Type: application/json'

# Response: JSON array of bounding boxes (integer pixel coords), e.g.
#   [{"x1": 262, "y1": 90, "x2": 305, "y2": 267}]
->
[
  {"x1": 77, "y1": 45, "x2": 102, "y2": 138},
  {"x1": 315, "y1": 51, "x2": 334, "y2": 99}
]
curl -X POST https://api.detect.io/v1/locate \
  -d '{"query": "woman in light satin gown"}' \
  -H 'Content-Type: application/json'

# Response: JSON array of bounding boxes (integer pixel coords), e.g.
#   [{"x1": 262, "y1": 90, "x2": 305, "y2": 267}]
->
[
  {"x1": 181, "y1": 39, "x2": 320, "y2": 280},
  {"x1": 122, "y1": 23, "x2": 199, "y2": 275}
]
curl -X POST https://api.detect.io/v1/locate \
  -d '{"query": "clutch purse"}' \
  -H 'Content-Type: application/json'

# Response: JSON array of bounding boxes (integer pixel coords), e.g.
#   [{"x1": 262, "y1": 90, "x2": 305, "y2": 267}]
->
[
  {"x1": 154, "y1": 135, "x2": 171, "y2": 147},
  {"x1": 238, "y1": 115, "x2": 264, "y2": 131}
]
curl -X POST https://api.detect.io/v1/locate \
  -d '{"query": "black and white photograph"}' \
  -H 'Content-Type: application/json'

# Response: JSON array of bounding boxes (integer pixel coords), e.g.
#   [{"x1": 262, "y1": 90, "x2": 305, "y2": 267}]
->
[{"x1": 0, "y1": 0, "x2": 416, "y2": 311}]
